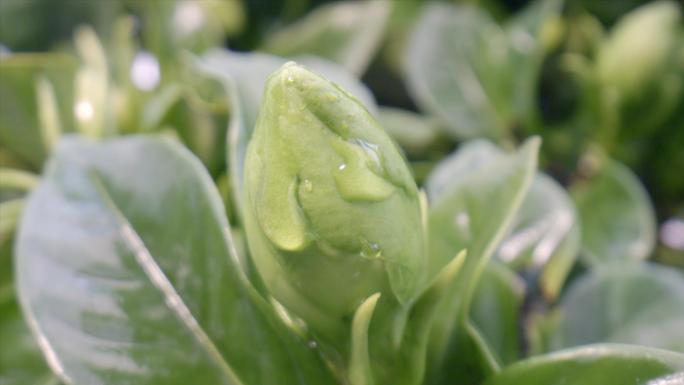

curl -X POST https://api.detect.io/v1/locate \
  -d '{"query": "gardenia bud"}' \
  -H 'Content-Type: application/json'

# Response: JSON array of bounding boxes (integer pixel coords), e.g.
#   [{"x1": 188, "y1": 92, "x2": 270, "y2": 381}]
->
[{"x1": 243, "y1": 63, "x2": 426, "y2": 337}]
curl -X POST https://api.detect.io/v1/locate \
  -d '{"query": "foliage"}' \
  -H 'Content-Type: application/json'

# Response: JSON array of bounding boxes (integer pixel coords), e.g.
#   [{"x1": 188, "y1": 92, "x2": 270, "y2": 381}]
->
[{"x1": 1, "y1": 1, "x2": 683, "y2": 384}]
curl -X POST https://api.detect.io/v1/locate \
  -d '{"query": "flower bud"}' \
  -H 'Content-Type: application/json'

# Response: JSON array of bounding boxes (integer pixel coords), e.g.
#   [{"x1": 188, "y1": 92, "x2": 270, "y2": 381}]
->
[
  {"x1": 242, "y1": 63, "x2": 426, "y2": 336},
  {"x1": 597, "y1": 1, "x2": 681, "y2": 100}
]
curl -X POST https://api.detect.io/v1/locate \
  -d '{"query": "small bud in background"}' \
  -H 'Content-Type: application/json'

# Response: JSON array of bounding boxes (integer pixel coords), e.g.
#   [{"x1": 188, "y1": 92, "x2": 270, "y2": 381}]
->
[{"x1": 597, "y1": 1, "x2": 681, "y2": 101}]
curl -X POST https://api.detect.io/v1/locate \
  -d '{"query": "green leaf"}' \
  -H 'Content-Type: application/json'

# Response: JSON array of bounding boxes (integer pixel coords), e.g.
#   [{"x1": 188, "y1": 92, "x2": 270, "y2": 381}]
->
[
  {"x1": 404, "y1": 3, "x2": 503, "y2": 139},
  {"x1": 497, "y1": 173, "x2": 581, "y2": 300},
  {"x1": 0, "y1": 168, "x2": 39, "y2": 192},
  {"x1": 503, "y1": 0, "x2": 564, "y2": 122},
  {"x1": 425, "y1": 137, "x2": 539, "y2": 383},
  {"x1": 196, "y1": 49, "x2": 376, "y2": 220},
  {"x1": 0, "y1": 238, "x2": 59, "y2": 385},
  {"x1": 405, "y1": 0, "x2": 561, "y2": 139},
  {"x1": 549, "y1": 262, "x2": 684, "y2": 353},
  {"x1": 571, "y1": 157, "x2": 656, "y2": 265},
  {"x1": 375, "y1": 107, "x2": 442, "y2": 157},
  {"x1": 484, "y1": 344, "x2": 684, "y2": 385},
  {"x1": 349, "y1": 293, "x2": 381, "y2": 385},
  {"x1": 470, "y1": 262, "x2": 525, "y2": 365},
  {"x1": 0, "y1": 292, "x2": 59, "y2": 385},
  {"x1": 15, "y1": 135, "x2": 336, "y2": 385},
  {"x1": 367, "y1": 251, "x2": 466, "y2": 385},
  {"x1": 261, "y1": 0, "x2": 391, "y2": 75},
  {"x1": 0, "y1": 53, "x2": 77, "y2": 169},
  {"x1": 0, "y1": 198, "x2": 24, "y2": 244}
]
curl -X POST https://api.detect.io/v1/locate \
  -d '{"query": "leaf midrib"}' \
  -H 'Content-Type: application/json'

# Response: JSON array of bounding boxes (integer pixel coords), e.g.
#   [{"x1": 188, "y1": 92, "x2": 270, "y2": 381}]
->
[{"x1": 88, "y1": 171, "x2": 243, "y2": 385}]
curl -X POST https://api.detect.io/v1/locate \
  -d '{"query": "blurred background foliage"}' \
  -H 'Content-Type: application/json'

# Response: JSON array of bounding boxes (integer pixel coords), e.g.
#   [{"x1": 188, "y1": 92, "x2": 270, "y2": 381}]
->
[{"x1": 0, "y1": 0, "x2": 683, "y2": 383}]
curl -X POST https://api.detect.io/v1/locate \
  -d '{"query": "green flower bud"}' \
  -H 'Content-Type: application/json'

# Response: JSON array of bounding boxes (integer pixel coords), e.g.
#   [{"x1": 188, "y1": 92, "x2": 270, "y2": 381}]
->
[
  {"x1": 597, "y1": 1, "x2": 681, "y2": 100},
  {"x1": 243, "y1": 63, "x2": 426, "y2": 337}
]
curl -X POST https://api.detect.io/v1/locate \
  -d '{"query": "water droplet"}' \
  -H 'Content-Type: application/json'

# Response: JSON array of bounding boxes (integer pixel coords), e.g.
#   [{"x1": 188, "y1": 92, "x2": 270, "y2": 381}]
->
[
  {"x1": 353, "y1": 139, "x2": 381, "y2": 169},
  {"x1": 338, "y1": 164, "x2": 347, "y2": 171},
  {"x1": 308, "y1": 340, "x2": 318, "y2": 349},
  {"x1": 360, "y1": 240, "x2": 382, "y2": 259},
  {"x1": 303, "y1": 179, "x2": 313, "y2": 192},
  {"x1": 286, "y1": 75, "x2": 294, "y2": 83}
]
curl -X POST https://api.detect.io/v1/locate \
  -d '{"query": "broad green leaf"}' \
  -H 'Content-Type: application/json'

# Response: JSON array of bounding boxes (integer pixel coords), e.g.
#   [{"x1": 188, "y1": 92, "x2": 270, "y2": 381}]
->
[
  {"x1": 0, "y1": 53, "x2": 76, "y2": 169},
  {"x1": 425, "y1": 138, "x2": 539, "y2": 383},
  {"x1": 375, "y1": 107, "x2": 442, "y2": 157},
  {"x1": 0, "y1": 238, "x2": 58, "y2": 385},
  {"x1": 424, "y1": 139, "x2": 502, "y2": 205},
  {"x1": 0, "y1": 298, "x2": 58, "y2": 385},
  {"x1": 196, "y1": 49, "x2": 376, "y2": 219},
  {"x1": 549, "y1": 263, "x2": 684, "y2": 353},
  {"x1": 470, "y1": 262, "x2": 525, "y2": 365},
  {"x1": 571, "y1": 157, "x2": 656, "y2": 264},
  {"x1": 485, "y1": 344, "x2": 684, "y2": 385},
  {"x1": 648, "y1": 372, "x2": 684, "y2": 385},
  {"x1": 15, "y1": 135, "x2": 335, "y2": 385},
  {"x1": 405, "y1": 0, "x2": 561, "y2": 139},
  {"x1": 497, "y1": 173, "x2": 580, "y2": 300},
  {"x1": 405, "y1": 2, "x2": 504, "y2": 138},
  {"x1": 261, "y1": 0, "x2": 391, "y2": 75}
]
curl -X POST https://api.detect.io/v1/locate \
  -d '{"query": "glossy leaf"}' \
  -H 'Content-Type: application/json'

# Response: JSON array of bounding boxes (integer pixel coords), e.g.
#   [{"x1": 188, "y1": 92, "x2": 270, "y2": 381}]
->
[
  {"x1": 497, "y1": 173, "x2": 580, "y2": 300},
  {"x1": 15, "y1": 135, "x2": 335, "y2": 385},
  {"x1": 549, "y1": 263, "x2": 684, "y2": 353},
  {"x1": 405, "y1": 0, "x2": 561, "y2": 139},
  {"x1": 470, "y1": 262, "x2": 525, "y2": 365},
  {"x1": 572, "y1": 157, "x2": 656, "y2": 264},
  {"x1": 0, "y1": 239, "x2": 59, "y2": 385},
  {"x1": 0, "y1": 293, "x2": 58, "y2": 385},
  {"x1": 485, "y1": 344, "x2": 684, "y2": 385},
  {"x1": 366, "y1": 251, "x2": 467, "y2": 385},
  {"x1": 425, "y1": 138, "x2": 539, "y2": 383},
  {"x1": 196, "y1": 49, "x2": 376, "y2": 219},
  {"x1": 261, "y1": 0, "x2": 391, "y2": 75}
]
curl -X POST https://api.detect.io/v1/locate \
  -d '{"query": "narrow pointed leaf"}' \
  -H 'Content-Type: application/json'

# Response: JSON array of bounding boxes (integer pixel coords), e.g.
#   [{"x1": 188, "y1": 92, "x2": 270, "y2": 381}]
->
[{"x1": 349, "y1": 293, "x2": 381, "y2": 385}]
